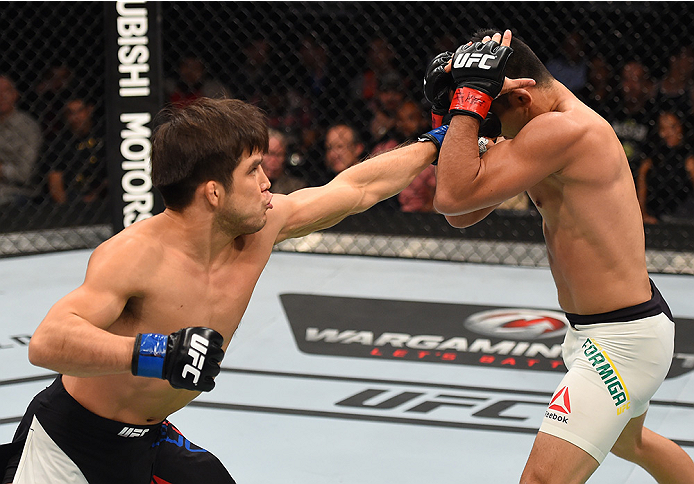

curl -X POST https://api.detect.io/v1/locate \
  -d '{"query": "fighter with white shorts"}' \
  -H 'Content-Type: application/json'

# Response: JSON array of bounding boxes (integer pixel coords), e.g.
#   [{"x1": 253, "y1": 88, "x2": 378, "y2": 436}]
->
[{"x1": 539, "y1": 279, "x2": 674, "y2": 463}]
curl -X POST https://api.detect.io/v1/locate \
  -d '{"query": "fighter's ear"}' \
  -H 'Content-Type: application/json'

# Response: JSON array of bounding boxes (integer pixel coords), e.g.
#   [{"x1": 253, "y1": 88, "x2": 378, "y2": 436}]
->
[
  {"x1": 507, "y1": 89, "x2": 533, "y2": 108},
  {"x1": 203, "y1": 180, "x2": 221, "y2": 207}
]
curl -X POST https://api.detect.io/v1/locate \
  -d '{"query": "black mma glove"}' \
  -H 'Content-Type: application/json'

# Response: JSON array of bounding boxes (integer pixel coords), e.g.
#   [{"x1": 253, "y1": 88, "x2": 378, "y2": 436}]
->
[
  {"x1": 479, "y1": 111, "x2": 502, "y2": 139},
  {"x1": 449, "y1": 40, "x2": 513, "y2": 121},
  {"x1": 132, "y1": 327, "x2": 225, "y2": 392},
  {"x1": 423, "y1": 51, "x2": 454, "y2": 128}
]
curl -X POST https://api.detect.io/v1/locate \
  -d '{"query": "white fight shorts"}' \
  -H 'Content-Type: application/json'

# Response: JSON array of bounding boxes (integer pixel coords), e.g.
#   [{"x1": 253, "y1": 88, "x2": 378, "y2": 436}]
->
[{"x1": 539, "y1": 280, "x2": 674, "y2": 463}]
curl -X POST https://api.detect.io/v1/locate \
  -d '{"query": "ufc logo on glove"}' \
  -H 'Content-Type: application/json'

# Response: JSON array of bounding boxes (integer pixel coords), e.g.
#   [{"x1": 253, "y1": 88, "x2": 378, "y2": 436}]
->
[
  {"x1": 453, "y1": 52, "x2": 497, "y2": 70},
  {"x1": 181, "y1": 333, "x2": 209, "y2": 384},
  {"x1": 132, "y1": 326, "x2": 224, "y2": 392}
]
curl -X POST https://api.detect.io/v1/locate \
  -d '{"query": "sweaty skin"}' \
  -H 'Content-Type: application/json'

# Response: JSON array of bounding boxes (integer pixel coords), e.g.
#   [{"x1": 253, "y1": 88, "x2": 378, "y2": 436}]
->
[
  {"x1": 29, "y1": 142, "x2": 437, "y2": 425},
  {"x1": 436, "y1": 66, "x2": 650, "y2": 315}
]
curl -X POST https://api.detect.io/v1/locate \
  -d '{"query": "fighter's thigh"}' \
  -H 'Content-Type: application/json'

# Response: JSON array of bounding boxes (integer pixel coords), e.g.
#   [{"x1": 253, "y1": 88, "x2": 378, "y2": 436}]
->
[
  {"x1": 151, "y1": 421, "x2": 235, "y2": 484},
  {"x1": 538, "y1": 363, "x2": 631, "y2": 464},
  {"x1": 521, "y1": 431, "x2": 599, "y2": 484},
  {"x1": 610, "y1": 411, "x2": 647, "y2": 459}
]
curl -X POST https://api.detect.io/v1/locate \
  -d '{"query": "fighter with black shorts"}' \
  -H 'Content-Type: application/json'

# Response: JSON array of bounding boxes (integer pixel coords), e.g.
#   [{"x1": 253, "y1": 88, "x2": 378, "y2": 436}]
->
[{"x1": 2, "y1": 377, "x2": 234, "y2": 484}]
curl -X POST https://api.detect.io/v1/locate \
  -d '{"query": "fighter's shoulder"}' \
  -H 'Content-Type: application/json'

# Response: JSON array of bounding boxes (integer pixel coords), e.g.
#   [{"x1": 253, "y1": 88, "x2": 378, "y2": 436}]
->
[
  {"x1": 524, "y1": 107, "x2": 609, "y2": 151},
  {"x1": 87, "y1": 223, "x2": 165, "y2": 280}
]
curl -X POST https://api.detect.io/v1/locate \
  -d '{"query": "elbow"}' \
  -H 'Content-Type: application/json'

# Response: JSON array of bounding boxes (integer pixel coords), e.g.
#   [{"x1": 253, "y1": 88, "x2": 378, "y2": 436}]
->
[
  {"x1": 433, "y1": 192, "x2": 464, "y2": 216},
  {"x1": 28, "y1": 331, "x2": 52, "y2": 369},
  {"x1": 444, "y1": 215, "x2": 470, "y2": 229}
]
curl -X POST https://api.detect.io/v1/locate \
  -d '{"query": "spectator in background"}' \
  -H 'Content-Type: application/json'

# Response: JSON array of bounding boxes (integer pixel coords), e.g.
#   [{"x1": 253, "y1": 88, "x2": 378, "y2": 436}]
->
[
  {"x1": 320, "y1": 124, "x2": 364, "y2": 185},
  {"x1": 654, "y1": 45, "x2": 694, "y2": 124},
  {"x1": 46, "y1": 98, "x2": 105, "y2": 205},
  {"x1": 164, "y1": 54, "x2": 229, "y2": 106},
  {"x1": 371, "y1": 99, "x2": 427, "y2": 156},
  {"x1": 367, "y1": 99, "x2": 437, "y2": 213},
  {"x1": 0, "y1": 75, "x2": 42, "y2": 206},
  {"x1": 365, "y1": 72, "x2": 406, "y2": 150},
  {"x1": 302, "y1": 123, "x2": 361, "y2": 187},
  {"x1": 322, "y1": 122, "x2": 402, "y2": 211},
  {"x1": 296, "y1": 35, "x2": 331, "y2": 125},
  {"x1": 237, "y1": 37, "x2": 273, "y2": 104},
  {"x1": 351, "y1": 36, "x2": 399, "y2": 104},
  {"x1": 27, "y1": 64, "x2": 75, "y2": 145},
  {"x1": 610, "y1": 60, "x2": 658, "y2": 180},
  {"x1": 577, "y1": 54, "x2": 615, "y2": 116},
  {"x1": 546, "y1": 31, "x2": 588, "y2": 93},
  {"x1": 262, "y1": 129, "x2": 307, "y2": 195},
  {"x1": 637, "y1": 110, "x2": 694, "y2": 224}
]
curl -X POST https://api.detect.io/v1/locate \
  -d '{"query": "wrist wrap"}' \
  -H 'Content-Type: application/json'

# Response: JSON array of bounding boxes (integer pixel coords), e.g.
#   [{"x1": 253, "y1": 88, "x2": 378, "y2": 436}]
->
[
  {"x1": 431, "y1": 112, "x2": 445, "y2": 129},
  {"x1": 449, "y1": 87, "x2": 493, "y2": 121},
  {"x1": 132, "y1": 333, "x2": 168, "y2": 378}
]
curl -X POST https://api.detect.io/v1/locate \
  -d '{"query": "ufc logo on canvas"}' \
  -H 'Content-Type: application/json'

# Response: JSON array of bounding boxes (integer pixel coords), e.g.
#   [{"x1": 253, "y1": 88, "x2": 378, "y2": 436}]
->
[
  {"x1": 453, "y1": 53, "x2": 496, "y2": 70},
  {"x1": 181, "y1": 334, "x2": 209, "y2": 384}
]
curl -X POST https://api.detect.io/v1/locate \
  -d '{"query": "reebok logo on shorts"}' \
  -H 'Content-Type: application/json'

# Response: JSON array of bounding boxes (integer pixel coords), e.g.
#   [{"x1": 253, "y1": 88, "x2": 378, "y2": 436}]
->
[
  {"x1": 545, "y1": 386, "x2": 570, "y2": 423},
  {"x1": 582, "y1": 338, "x2": 631, "y2": 413},
  {"x1": 549, "y1": 386, "x2": 571, "y2": 414}
]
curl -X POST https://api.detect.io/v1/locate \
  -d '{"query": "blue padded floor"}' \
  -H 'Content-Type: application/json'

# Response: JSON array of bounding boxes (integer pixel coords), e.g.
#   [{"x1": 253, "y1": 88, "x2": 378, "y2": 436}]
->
[{"x1": 1, "y1": 249, "x2": 693, "y2": 483}]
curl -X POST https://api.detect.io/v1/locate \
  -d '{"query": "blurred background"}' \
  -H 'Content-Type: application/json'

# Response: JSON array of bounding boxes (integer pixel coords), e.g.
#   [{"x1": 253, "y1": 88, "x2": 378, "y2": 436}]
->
[{"x1": 1, "y1": 1, "x2": 693, "y2": 273}]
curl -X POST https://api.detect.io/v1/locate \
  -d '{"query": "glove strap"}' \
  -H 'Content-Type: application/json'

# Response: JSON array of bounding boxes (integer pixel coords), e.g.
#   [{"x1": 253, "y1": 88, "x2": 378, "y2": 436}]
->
[
  {"x1": 417, "y1": 125, "x2": 449, "y2": 165},
  {"x1": 132, "y1": 333, "x2": 168, "y2": 378},
  {"x1": 449, "y1": 87, "x2": 493, "y2": 122},
  {"x1": 431, "y1": 112, "x2": 444, "y2": 129}
]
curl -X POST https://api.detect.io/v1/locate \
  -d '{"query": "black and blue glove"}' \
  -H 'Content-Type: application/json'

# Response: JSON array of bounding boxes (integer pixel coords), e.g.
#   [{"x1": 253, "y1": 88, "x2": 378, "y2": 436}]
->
[
  {"x1": 132, "y1": 327, "x2": 224, "y2": 392},
  {"x1": 418, "y1": 125, "x2": 449, "y2": 164}
]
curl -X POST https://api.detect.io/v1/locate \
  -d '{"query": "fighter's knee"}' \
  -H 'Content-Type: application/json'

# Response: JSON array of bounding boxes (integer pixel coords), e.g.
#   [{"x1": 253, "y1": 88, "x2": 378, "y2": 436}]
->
[
  {"x1": 610, "y1": 438, "x2": 641, "y2": 463},
  {"x1": 519, "y1": 466, "x2": 551, "y2": 484}
]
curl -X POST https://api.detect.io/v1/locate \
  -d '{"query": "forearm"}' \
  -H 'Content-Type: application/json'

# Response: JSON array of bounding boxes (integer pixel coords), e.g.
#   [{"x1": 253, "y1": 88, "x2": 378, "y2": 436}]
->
[
  {"x1": 434, "y1": 115, "x2": 484, "y2": 215},
  {"x1": 339, "y1": 141, "x2": 437, "y2": 212},
  {"x1": 29, "y1": 313, "x2": 134, "y2": 377}
]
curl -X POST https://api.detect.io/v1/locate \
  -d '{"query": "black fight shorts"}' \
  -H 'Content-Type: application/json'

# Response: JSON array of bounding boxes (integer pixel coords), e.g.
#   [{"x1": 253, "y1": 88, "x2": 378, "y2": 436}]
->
[{"x1": 1, "y1": 377, "x2": 235, "y2": 484}]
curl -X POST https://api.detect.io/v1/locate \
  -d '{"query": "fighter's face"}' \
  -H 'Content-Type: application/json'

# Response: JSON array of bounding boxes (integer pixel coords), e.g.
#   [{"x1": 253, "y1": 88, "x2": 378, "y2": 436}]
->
[
  {"x1": 491, "y1": 104, "x2": 524, "y2": 139},
  {"x1": 216, "y1": 150, "x2": 272, "y2": 235}
]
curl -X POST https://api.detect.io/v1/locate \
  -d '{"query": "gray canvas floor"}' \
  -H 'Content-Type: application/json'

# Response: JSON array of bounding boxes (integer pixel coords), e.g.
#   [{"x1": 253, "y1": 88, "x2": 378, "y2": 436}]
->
[{"x1": 1, "y1": 249, "x2": 693, "y2": 483}]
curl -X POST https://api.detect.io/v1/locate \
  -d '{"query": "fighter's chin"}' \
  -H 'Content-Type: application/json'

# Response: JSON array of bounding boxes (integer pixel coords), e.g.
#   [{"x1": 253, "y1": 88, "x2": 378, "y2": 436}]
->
[{"x1": 242, "y1": 218, "x2": 266, "y2": 235}]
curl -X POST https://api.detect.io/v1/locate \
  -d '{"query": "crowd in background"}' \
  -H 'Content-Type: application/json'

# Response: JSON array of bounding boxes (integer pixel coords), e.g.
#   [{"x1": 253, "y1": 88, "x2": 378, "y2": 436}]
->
[{"x1": 1, "y1": 31, "x2": 693, "y2": 224}]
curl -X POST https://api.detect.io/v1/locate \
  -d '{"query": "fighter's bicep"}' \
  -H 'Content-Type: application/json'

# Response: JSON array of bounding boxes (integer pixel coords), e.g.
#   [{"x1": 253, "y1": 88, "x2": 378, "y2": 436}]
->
[
  {"x1": 46, "y1": 282, "x2": 130, "y2": 331},
  {"x1": 54, "y1": 241, "x2": 151, "y2": 330}
]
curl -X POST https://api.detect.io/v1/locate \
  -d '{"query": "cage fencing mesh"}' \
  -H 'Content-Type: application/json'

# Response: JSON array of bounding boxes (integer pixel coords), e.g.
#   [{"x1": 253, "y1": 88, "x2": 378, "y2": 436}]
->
[{"x1": 1, "y1": 2, "x2": 693, "y2": 273}]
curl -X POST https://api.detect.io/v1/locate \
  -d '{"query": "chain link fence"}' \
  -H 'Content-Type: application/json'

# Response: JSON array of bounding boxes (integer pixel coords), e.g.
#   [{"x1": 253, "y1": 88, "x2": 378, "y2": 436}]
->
[
  {"x1": 1, "y1": 2, "x2": 693, "y2": 273},
  {"x1": 0, "y1": 2, "x2": 108, "y2": 254}
]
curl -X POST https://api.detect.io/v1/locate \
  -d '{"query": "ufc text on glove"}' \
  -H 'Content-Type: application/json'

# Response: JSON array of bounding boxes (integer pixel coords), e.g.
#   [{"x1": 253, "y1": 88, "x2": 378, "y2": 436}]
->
[
  {"x1": 449, "y1": 40, "x2": 513, "y2": 121},
  {"x1": 132, "y1": 327, "x2": 225, "y2": 392}
]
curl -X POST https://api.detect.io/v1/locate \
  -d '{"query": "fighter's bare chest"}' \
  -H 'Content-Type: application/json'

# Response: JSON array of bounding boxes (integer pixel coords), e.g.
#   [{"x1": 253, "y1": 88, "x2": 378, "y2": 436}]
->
[
  {"x1": 120, "y1": 262, "x2": 263, "y2": 342},
  {"x1": 526, "y1": 176, "x2": 564, "y2": 215}
]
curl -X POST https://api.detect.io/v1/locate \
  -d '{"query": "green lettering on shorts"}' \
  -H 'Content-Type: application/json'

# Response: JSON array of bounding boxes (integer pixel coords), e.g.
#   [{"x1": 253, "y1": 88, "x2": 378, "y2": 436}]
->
[{"x1": 583, "y1": 338, "x2": 630, "y2": 411}]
